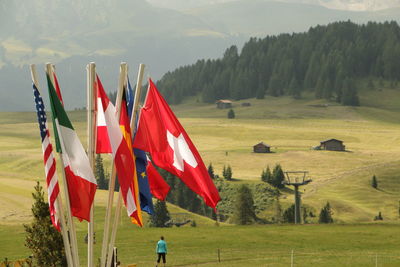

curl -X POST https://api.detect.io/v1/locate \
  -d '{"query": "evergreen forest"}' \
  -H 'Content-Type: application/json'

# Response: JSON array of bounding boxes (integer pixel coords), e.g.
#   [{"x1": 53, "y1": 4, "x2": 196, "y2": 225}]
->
[{"x1": 156, "y1": 21, "x2": 400, "y2": 106}]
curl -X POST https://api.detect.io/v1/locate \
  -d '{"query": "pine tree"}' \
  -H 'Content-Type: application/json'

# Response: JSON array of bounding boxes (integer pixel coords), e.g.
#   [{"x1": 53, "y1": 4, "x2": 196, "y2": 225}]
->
[
  {"x1": 95, "y1": 154, "x2": 108, "y2": 190},
  {"x1": 341, "y1": 78, "x2": 360, "y2": 106},
  {"x1": 274, "y1": 196, "x2": 283, "y2": 223},
  {"x1": 24, "y1": 182, "x2": 66, "y2": 267},
  {"x1": 367, "y1": 78, "x2": 375, "y2": 90},
  {"x1": 224, "y1": 165, "x2": 233, "y2": 181},
  {"x1": 256, "y1": 81, "x2": 266, "y2": 99},
  {"x1": 175, "y1": 179, "x2": 186, "y2": 208},
  {"x1": 318, "y1": 202, "x2": 333, "y2": 223},
  {"x1": 261, "y1": 166, "x2": 272, "y2": 183},
  {"x1": 207, "y1": 163, "x2": 215, "y2": 179},
  {"x1": 222, "y1": 165, "x2": 227, "y2": 180},
  {"x1": 371, "y1": 175, "x2": 378, "y2": 189},
  {"x1": 271, "y1": 164, "x2": 285, "y2": 189},
  {"x1": 227, "y1": 109, "x2": 235, "y2": 119},
  {"x1": 283, "y1": 204, "x2": 295, "y2": 223},
  {"x1": 150, "y1": 200, "x2": 171, "y2": 227},
  {"x1": 186, "y1": 188, "x2": 202, "y2": 214},
  {"x1": 232, "y1": 185, "x2": 256, "y2": 225},
  {"x1": 288, "y1": 76, "x2": 301, "y2": 99}
]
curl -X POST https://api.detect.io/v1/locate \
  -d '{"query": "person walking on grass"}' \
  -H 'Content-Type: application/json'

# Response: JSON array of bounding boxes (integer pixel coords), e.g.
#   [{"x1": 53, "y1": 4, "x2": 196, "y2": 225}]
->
[{"x1": 156, "y1": 236, "x2": 167, "y2": 267}]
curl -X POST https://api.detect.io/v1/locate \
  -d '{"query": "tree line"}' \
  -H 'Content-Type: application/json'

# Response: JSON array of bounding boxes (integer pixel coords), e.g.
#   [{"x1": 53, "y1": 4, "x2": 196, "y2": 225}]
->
[{"x1": 156, "y1": 21, "x2": 400, "y2": 106}]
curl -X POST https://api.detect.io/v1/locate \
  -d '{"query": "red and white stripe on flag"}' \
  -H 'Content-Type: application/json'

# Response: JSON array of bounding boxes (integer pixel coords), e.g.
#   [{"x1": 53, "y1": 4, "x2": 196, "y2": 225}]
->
[
  {"x1": 42, "y1": 130, "x2": 61, "y2": 231},
  {"x1": 96, "y1": 75, "x2": 141, "y2": 224},
  {"x1": 33, "y1": 83, "x2": 60, "y2": 231}
]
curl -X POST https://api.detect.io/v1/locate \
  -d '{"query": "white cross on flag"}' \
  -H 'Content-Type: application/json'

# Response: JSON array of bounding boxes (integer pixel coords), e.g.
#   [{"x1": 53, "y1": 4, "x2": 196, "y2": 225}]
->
[{"x1": 133, "y1": 79, "x2": 220, "y2": 209}]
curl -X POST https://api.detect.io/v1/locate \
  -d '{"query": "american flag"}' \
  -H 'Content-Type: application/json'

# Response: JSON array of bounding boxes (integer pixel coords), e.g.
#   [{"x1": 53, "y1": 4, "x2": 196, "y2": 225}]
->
[{"x1": 33, "y1": 83, "x2": 61, "y2": 231}]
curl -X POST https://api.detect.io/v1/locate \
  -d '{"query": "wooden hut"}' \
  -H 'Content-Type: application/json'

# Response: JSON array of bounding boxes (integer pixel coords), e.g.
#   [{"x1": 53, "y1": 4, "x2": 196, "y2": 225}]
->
[
  {"x1": 216, "y1": 100, "x2": 232, "y2": 109},
  {"x1": 320, "y1": 139, "x2": 345, "y2": 151},
  {"x1": 253, "y1": 142, "x2": 271, "y2": 153}
]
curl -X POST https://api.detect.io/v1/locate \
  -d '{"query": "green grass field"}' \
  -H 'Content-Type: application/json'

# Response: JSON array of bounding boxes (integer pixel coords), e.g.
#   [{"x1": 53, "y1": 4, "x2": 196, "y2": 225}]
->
[
  {"x1": 0, "y1": 86, "x2": 399, "y2": 265},
  {"x1": 2, "y1": 221, "x2": 400, "y2": 266}
]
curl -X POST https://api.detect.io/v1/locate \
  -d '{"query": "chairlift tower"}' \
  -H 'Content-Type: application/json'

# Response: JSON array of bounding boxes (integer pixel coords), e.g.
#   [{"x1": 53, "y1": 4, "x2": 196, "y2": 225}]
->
[{"x1": 282, "y1": 171, "x2": 312, "y2": 224}]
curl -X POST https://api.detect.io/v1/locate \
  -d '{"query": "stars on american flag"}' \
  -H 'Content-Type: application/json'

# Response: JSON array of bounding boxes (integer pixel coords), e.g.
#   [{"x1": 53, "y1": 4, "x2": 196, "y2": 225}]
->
[{"x1": 33, "y1": 84, "x2": 49, "y2": 141}]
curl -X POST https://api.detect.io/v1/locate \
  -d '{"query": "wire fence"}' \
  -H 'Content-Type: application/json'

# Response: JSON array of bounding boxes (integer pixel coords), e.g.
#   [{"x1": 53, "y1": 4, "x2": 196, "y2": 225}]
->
[
  {"x1": 3, "y1": 250, "x2": 400, "y2": 266},
  {"x1": 167, "y1": 249, "x2": 400, "y2": 267}
]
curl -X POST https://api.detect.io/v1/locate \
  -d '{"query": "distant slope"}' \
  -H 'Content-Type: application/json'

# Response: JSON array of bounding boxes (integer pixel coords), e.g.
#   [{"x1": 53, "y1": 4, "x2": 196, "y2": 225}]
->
[
  {"x1": 156, "y1": 21, "x2": 400, "y2": 108},
  {"x1": 148, "y1": 0, "x2": 400, "y2": 12},
  {"x1": 186, "y1": 0, "x2": 400, "y2": 36},
  {"x1": 0, "y1": 0, "x2": 239, "y2": 111},
  {"x1": 1, "y1": 0, "x2": 400, "y2": 111},
  {"x1": 1, "y1": 87, "x2": 400, "y2": 224}
]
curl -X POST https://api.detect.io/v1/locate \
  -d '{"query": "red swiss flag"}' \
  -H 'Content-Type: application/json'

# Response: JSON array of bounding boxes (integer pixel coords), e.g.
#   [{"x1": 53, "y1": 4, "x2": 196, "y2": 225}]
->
[{"x1": 133, "y1": 79, "x2": 220, "y2": 209}]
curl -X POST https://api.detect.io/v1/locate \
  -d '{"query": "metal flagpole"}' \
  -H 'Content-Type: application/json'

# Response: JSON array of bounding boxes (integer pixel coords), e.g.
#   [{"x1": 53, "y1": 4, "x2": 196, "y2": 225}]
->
[
  {"x1": 45, "y1": 63, "x2": 80, "y2": 267},
  {"x1": 87, "y1": 62, "x2": 97, "y2": 267},
  {"x1": 101, "y1": 62, "x2": 128, "y2": 267},
  {"x1": 30, "y1": 64, "x2": 74, "y2": 267},
  {"x1": 105, "y1": 63, "x2": 145, "y2": 267}
]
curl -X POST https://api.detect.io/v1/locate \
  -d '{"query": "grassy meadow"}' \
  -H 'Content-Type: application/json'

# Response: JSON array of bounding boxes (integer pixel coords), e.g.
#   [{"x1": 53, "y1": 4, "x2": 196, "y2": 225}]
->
[{"x1": 0, "y1": 85, "x2": 400, "y2": 265}]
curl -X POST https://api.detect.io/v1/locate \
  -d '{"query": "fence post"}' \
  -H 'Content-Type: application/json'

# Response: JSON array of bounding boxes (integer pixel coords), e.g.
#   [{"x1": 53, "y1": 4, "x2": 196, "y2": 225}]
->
[
  {"x1": 217, "y1": 248, "x2": 221, "y2": 262},
  {"x1": 375, "y1": 253, "x2": 378, "y2": 267},
  {"x1": 291, "y1": 250, "x2": 294, "y2": 267}
]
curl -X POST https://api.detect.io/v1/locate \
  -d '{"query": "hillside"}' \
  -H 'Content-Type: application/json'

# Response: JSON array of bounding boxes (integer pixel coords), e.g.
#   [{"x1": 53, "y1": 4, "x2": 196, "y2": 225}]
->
[
  {"x1": 1, "y1": 84, "x2": 400, "y2": 225},
  {"x1": 186, "y1": 0, "x2": 400, "y2": 36},
  {"x1": 1, "y1": 84, "x2": 400, "y2": 264},
  {"x1": 148, "y1": 0, "x2": 400, "y2": 12},
  {"x1": 156, "y1": 21, "x2": 400, "y2": 107},
  {"x1": 2, "y1": 1, "x2": 400, "y2": 111}
]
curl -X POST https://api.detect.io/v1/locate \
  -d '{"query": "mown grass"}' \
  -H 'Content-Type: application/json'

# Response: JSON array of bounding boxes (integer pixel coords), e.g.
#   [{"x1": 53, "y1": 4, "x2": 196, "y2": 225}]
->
[{"x1": 2, "y1": 222, "x2": 400, "y2": 266}]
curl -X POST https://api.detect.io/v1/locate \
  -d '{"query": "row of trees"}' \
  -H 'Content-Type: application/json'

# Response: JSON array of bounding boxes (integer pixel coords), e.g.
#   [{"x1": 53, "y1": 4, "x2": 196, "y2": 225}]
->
[
  {"x1": 230, "y1": 184, "x2": 334, "y2": 225},
  {"x1": 93, "y1": 155, "x2": 333, "y2": 225},
  {"x1": 157, "y1": 21, "x2": 400, "y2": 106}
]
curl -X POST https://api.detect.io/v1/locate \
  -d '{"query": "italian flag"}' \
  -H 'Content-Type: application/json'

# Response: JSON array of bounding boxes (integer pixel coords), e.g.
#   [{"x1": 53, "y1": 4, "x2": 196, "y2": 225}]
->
[{"x1": 47, "y1": 75, "x2": 97, "y2": 222}]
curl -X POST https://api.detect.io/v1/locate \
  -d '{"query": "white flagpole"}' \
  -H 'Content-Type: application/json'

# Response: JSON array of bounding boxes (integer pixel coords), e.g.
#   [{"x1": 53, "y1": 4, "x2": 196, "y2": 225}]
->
[
  {"x1": 87, "y1": 62, "x2": 97, "y2": 267},
  {"x1": 45, "y1": 63, "x2": 80, "y2": 267},
  {"x1": 105, "y1": 63, "x2": 145, "y2": 267},
  {"x1": 30, "y1": 64, "x2": 74, "y2": 267},
  {"x1": 101, "y1": 62, "x2": 128, "y2": 267},
  {"x1": 100, "y1": 163, "x2": 117, "y2": 267}
]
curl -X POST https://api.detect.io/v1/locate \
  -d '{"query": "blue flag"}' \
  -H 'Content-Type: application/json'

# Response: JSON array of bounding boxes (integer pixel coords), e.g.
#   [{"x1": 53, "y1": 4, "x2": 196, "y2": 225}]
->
[{"x1": 127, "y1": 77, "x2": 154, "y2": 214}]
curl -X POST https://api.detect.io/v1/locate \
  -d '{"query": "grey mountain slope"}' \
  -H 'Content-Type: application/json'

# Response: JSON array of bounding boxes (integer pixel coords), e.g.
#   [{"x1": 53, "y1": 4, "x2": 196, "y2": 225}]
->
[
  {"x1": 186, "y1": 0, "x2": 400, "y2": 36},
  {"x1": 147, "y1": 0, "x2": 400, "y2": 11},
  {"x1": 1, "y1": 0, "x2": 400, "y2": 111}
]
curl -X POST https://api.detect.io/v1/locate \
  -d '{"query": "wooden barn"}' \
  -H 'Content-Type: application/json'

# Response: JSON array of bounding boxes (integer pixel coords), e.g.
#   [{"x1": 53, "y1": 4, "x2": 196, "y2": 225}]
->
[
  {"x1": 253, "y1": 142, "x2": 271, "y2": 153},
  {"x1": 216, "y1": 99, "x2": 232, "y2": 109},
  {"x1": 320, "y1": 139, "x2": 345, "y2": 151}
]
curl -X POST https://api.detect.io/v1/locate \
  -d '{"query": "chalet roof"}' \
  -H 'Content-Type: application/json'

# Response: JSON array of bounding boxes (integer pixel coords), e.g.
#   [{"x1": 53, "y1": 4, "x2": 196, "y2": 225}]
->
[
  {"x1": 254, "y1": 142, "x2": 270, "y2": 147},
  {"x1": 320, "y1": 138, "x2": 343, "y2": 144},
  {"x1": 216, "y1": 99, "x2": 232, "y2": 104}
]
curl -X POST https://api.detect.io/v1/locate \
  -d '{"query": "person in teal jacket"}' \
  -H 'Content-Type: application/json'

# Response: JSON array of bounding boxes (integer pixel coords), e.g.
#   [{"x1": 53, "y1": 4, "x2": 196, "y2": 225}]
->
[{"x1": 156, "y1": 236, "x2": 167, "y2": 267}]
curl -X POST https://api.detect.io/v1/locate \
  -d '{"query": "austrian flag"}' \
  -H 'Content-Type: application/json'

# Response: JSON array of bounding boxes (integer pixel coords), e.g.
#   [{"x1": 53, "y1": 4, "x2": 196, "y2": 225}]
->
[
  {"x1": 133, "y1": 79, "x2": 221, "y2": 209},
  {"x1": 96, "y1": 76, "x2": 142, "y2": 225}
]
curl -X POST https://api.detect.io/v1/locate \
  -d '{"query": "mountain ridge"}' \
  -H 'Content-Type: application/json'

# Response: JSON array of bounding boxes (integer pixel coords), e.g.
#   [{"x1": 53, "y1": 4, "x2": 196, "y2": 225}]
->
[{"x1": 1, "y1": 0, "x2": 400, "y2": 111}]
